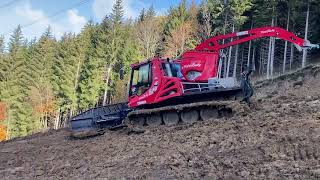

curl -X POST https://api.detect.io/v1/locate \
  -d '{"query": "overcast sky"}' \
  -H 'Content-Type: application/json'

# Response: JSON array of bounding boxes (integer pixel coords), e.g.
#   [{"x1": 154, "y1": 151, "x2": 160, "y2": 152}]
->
[{"x1": 0, "y1": 0, "x2": 200, "y2": 44}]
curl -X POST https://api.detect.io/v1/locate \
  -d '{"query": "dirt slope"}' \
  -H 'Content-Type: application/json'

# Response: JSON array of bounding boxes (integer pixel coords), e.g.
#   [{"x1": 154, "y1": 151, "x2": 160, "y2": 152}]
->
[{"x1": 1, "y1": 66, "x2": 320, "y2": 179}]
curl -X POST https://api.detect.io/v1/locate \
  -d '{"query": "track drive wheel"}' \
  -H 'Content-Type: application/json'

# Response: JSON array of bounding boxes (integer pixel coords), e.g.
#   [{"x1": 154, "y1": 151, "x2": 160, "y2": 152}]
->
[
  {"x1": 219, "y1": 107, "x2": 233, "y2": 118},
  {"x1": 200, "y1": 108, "x2": 219, "y2": 121},
  {"x1": 146, "y1": 114, "x2": 162, "y2": 127},
  {"x1": 162, "y1": 111, "x2": 179, "y2": 126},
  {"x1": 131, "y1": 116, "x2": 145, "y2": 127},
  {"x1": 181, "y1": 109, "x2": 199, "y2": 124}
]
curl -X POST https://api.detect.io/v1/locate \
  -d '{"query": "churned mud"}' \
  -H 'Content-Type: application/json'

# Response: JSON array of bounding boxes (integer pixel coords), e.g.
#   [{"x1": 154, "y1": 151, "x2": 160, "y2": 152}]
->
[{"x1": 1, "y1": 65, "x2": 320, "y2": 179}]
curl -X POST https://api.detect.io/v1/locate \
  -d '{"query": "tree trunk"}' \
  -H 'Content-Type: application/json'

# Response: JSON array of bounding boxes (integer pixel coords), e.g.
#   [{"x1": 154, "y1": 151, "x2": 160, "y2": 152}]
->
[
  {"x1": 267, "y1": 38, "x2": 272, "y2": 79},
  {"x1": 247, "y1": 40, "x2": 252, "y2": 69},
  {"x1": 233, "y1": 44, "x2": 239, "y2": 78},
  {"x1": 6, "y1": 109, "x2": 10, "y2": 140},
  {"x1": 218, "y1": 58, "x2": 223, "y2": 78},
  {"x1": 283, "y1": 7, "x2": 290, "y2": 73},
  {"x1": 259, "y1": 46, "x2": 263, "y2": 75},
  {"x1": 270, "y1": 16, "x2": 277, "y2": 77},
  {"x1": 201, "y1": 4, "x2": 211, "y2": 40},
  {"x1": 223, "y1": 52, "x2": 227, "y2": 77},
  {"x1": 103, "y1": 66, "x2": 112, "y2": 106},
  {"x1": 270, "y1": 37, "x2": 275, "y2": 77},
  {"x1": 259, "y1": 54, "x2": 262, "y2": 74},
  {"x1": 302, "y1": 0, "x2": 310, "y2": 68},
  {"x1": 252, "y1": 47, "x2": 256, "y2": 71},
  {"x1": 226, "y1": 24, "x2": 235, "y2": 77},
  {"x1": 240, "y1": 46, "x2": 244, "y2": 72},
  {"x1": 54, "y1": 109, "x2": 61, "y2": 129},
  {"x1": 73, "y1": 57, "x2": 82, "y2": 109},
  {"x1": 223, "y1": 6, "x2": 228, "y2": 77},
  {"x1": 267, "y1": 10, "x2": 275, "y2": 79},
  {"x1": 247, "y1": 21, "x2": 253, "y2": 69},
  {"x1": 181, "y1": 30, "x2": 185, "y2": 55},
  {"x1": 290, "y1": 43, "x2": 294, "y2": 70},
  {"x1": 44, "y1": 112, "x2": 48, "y2": 130}
]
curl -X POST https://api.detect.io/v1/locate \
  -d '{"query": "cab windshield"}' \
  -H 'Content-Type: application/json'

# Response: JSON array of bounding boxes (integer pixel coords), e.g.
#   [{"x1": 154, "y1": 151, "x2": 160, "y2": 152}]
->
[{"x1": 130, "y1": 63, "x2": 152, "y2": 96}]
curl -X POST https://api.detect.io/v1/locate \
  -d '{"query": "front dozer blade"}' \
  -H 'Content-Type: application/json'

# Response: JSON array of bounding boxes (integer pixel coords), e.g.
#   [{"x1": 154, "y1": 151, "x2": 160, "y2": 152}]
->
[
  {"x1": 70, "y1": 110, "x2": 99, "y2": 138},
  {"x1": 70, "y1": 129, "x2": 104, "y2": 139},
  {"x1": 70, "y1": 103, "x2": 130, "y2": 138}
]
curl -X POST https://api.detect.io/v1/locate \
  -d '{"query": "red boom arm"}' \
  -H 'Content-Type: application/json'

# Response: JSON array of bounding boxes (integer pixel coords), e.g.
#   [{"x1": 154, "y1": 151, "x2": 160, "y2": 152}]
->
[{"x1": 195, "y1": 26, "x2": 308, "y2": 52}]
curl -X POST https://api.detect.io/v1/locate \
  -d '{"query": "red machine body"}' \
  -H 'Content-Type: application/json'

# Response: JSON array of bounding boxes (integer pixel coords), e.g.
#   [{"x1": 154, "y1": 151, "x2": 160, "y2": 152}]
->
[
  {"x1": 180, "y1": 51, "x2": 219, "y2": 82},
  {"x1": 128, "y1": 26, "x2": 311, "y2": 108}
]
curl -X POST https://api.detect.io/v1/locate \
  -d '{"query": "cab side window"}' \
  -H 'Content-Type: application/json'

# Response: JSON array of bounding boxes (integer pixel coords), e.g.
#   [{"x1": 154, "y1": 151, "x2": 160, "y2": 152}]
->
[{"x1": 162, "y1": 62, "x2": 184, "y2": 79}]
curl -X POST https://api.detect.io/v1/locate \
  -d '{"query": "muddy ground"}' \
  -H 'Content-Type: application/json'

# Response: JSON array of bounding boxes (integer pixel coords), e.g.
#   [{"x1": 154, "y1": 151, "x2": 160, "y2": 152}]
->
[{"x1": 1, "y1": 65, "x2": 320, "y2": 179}]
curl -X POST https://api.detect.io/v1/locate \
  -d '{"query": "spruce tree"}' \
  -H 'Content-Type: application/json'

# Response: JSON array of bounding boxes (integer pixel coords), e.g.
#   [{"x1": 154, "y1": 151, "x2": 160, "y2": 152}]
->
[
  {"x1": 146, "y1": 5, "x2": 156, "y2": 19},
  {"x1": 78, "y1": 22, "x2": 105, "y2": 108},
  {"x1": 110, "y1": 0, "x2": 124, "y2": 25},
  {"x1": 3, "y1": 25, "x2": 33, "y2": 137},
  {"x1": 310, "y1": 0, "x2": 320, "y2": 42},
  {"x1": 53, "y1": 33, "x2": 76, "y2": 114},
  {"x1": 0, "y1": 35, "x2": 4, "y2": 54},
  {"x1": 138, "y1": 8, "x2": 146, "y2": 22},
  {"x1": 102, "y1": 0, "x2": 126, "y2": 105},
  {"x1": 198, "y1": 0, "x2": 225, "y2": 37},
  {"x1": 27, "y1": 27, "x2": 57, "y2": 130},
  {"x1": 0, "y1": 35, "x2": 6, "y2": 101}
]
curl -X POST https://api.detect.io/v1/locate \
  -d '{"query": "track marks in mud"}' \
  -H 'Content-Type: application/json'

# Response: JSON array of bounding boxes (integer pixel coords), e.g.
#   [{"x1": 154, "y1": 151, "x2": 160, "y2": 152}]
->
[{"x1": 1, "y1": 65, "x2": 320, "y2": 179}]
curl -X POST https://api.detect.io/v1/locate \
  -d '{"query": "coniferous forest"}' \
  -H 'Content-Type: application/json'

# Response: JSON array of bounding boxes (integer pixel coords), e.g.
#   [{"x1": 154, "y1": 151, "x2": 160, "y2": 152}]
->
[{"x1": 0, "y1": 0, "x2": 319, "y2": 140}]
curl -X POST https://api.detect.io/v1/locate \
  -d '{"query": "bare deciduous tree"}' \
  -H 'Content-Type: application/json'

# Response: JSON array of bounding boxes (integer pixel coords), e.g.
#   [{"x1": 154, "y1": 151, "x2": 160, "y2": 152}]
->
[
  {"x1": 136, "y1": 17, "x2": 162, "y2": 58},
  {"x1": 199, "y1": 3, "x2": 212, "y2": 41},
  {"x1": 164, "y1": 22, "x2": 193, "y2": 58}
]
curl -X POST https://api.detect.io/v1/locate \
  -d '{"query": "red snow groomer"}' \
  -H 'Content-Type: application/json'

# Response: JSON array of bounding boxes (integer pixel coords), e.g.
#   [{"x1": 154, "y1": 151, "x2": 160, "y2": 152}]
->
[{"x1": 70, "y1": 27, "x2": 318, "y2": 137}]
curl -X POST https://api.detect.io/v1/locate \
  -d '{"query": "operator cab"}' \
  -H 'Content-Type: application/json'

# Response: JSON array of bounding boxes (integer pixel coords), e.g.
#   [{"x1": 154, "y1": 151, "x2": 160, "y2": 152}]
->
[
  {"x1": 128, "y1": 58, "x2": 185, "y2": 109},
  {"x1": 129, "y1": 62, "x2": 152, "y2": 97},
  {"x1": 129, "y1": 59, "x2": 184, "y2": 98}
]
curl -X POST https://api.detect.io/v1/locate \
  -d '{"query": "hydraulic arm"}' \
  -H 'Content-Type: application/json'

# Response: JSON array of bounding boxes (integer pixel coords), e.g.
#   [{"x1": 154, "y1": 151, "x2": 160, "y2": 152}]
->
[{"x1": 195, "y1": 26, "x2": 317, "y2": 52}]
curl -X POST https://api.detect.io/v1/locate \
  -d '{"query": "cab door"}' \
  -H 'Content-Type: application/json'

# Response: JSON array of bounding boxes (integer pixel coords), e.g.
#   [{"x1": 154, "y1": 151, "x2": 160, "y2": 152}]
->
[{"x1": 128, "y1": 63, "x2": 153, "y2": 107}]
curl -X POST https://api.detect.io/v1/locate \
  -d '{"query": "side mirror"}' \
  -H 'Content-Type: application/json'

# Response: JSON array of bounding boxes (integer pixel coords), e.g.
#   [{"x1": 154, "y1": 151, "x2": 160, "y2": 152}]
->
[{"x1": 119, "y1": 67, "x2": 124, "y2": 80}]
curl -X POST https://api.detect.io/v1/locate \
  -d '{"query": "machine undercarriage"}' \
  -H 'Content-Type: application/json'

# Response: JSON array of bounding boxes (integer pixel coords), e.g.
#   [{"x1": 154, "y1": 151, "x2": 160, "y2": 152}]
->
[{"x1": 70, "y1": 79, "x2": 246, "y2": 138}]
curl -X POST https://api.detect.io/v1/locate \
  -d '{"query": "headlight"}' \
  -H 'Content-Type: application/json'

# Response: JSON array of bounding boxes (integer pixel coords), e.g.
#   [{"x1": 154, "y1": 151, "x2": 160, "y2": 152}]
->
[{"x1": 187, "y1": 71, "x2": 201, "y2": 80}]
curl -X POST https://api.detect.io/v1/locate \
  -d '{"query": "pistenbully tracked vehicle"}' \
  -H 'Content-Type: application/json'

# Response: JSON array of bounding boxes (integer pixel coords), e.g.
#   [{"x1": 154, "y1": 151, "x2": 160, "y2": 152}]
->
[{"x1": 70, "y1": 26, "x2": 318, "y2": 137}]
